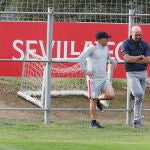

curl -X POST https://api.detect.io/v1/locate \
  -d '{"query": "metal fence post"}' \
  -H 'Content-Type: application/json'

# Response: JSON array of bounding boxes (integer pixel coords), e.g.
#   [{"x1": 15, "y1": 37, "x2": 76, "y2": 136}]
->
[
  {"x1": 44, "y1": 7, "x2": 53, "y2": 124},
  {"x1": 126, "y1": 7, "x2": 135, "y2": 126},
  {"x1": 126, "y1": 85, "x2": 132, "y2": 126}
]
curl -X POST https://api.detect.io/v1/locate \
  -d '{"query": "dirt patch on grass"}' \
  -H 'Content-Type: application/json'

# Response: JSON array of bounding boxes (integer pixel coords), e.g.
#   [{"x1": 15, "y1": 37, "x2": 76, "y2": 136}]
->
[
  {"x1": 0, "y1": 80, "x2": 40, "y2": 121},
  {"x1": 0, "y1": 79, "x2": 150, "y2": 125}
]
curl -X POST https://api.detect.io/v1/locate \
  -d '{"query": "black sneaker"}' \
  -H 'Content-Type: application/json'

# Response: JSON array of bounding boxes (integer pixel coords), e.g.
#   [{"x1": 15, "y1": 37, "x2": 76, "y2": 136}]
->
[
  {"x1": 96, "y1": 100, "x2": 104, "y2": 111},
  {"x1": 130, "y1": 93, "x2": 135, "y2": 100},
  {"x1": 133, "y1": 121, "x2": 143, "y2": 129},
  {"x1": 90, "y1": 121, "x2": 104, "y2": 129}
]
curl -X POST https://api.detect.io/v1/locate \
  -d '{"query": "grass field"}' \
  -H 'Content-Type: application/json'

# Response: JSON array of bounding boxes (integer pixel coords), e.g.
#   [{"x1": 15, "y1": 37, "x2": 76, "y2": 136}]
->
[
  {"x1": 0, "y1": 78, "x2": 150, "y2": 150},
  {"x1": 0, "y1": 119, "x2": 150, "y2": 150}
]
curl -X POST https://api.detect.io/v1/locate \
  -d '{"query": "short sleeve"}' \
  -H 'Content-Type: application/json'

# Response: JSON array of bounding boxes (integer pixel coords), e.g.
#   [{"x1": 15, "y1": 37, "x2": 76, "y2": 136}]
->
[{"x1": 121, "y1": 40, "x2": 129, "y2": 56}]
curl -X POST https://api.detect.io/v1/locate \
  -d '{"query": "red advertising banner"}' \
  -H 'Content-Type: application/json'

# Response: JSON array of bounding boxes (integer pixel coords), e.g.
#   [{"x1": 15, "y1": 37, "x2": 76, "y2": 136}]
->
[{"x1": 0, "y1": 22, "x2": 150, "y2": 78}]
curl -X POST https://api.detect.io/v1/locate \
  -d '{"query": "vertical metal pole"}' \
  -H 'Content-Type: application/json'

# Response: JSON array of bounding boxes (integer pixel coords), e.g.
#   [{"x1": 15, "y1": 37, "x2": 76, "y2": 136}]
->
[
  {"x1": 126, "y1": 84, "x2": 132, "y2": 126},
  {"x1": 44, "y1": 7, "x2": 53, "y2": 124},
  {"x1": 126, "y1": 8, "x2": 135, "y2": 126},
  {"x1": 106, "y1": 62, "x2": 113, "y2": 107},
  {"x1": 107, "y1": 62, "x2": 113, "y2": 83},
  {"x1": 128, "y1": 9, "x2": 135, "y2": 36},
  {"x1": 20, "y1": 52, "x2": 27, "y2": 91},
  {"x1": 41, "y1": 68, "x2": 46, "y2": 107}
]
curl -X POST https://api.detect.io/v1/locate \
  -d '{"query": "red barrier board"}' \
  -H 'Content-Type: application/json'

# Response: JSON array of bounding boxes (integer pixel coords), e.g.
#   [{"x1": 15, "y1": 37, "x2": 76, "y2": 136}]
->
[{"x1": 0, "y1": 22, "x2": 150, "y2": 78}]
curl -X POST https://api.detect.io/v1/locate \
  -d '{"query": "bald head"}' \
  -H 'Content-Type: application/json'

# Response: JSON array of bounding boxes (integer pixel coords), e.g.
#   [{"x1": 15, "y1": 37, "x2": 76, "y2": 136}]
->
[
  {"x1": 131, "y1": 26, "x2": 142, "y2": 41},
  {"x1": 131, "y1": 26, "x2": 142, "y2": 32}
]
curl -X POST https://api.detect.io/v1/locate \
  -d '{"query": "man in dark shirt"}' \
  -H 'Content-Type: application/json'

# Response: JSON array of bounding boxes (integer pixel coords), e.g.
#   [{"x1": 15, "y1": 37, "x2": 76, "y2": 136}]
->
[{"x1": 121, "y1": 26, "x2": 150, "y2": 128}]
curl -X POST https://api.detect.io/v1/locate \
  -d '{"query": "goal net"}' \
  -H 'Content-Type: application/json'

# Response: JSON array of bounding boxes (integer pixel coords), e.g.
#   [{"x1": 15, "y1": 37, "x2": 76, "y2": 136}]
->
[
  {"x1": 17, "y1": 53, "x2": 87, "y2": 107},
  {"x1": 17, "y1": 53, "x2": 46, "y2": 107},
  {"x1": 17, "y1": 51, "x2": 114, "y2": 107}
]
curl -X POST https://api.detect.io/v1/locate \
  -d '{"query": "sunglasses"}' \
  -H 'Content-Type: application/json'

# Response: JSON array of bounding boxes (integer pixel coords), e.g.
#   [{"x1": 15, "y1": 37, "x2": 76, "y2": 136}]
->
[{"x1": 135, "y1": 34, "x2": 142, "y2": 36}]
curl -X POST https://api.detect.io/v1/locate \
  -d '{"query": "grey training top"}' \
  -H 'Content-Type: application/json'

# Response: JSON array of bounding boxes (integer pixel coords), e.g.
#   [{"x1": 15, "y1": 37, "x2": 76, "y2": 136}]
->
[{"x1": 78, "y1": 42, "x2": 115, "y2": 78}]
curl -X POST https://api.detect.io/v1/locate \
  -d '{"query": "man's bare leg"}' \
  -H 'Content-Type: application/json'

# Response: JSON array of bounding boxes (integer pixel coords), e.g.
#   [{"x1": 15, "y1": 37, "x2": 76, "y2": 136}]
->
[
  {"x1": 98, "y1": 85, "x2": 115, "y2": 100},
  {"x1": 89, "y1": 99, "x2": 98, "y2": 120},
  {"x1": 97, "y1": 85, "x2": 115, "y2": 108},
  {"x1": 89, "y1": 98, "x2": 104, "y2": 128}
]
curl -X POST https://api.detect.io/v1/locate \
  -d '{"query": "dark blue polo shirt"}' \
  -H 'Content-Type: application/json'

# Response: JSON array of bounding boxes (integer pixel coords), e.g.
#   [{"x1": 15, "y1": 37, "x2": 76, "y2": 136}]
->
[{"x1": 121, "y1": 37, "x2": 150, "y2": 72}]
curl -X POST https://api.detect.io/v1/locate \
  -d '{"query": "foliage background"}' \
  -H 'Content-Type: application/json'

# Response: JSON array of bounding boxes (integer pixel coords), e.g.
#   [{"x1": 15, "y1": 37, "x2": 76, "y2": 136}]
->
[{"x1": 0, "y1": 0, "x2": 150, "y2": 23}]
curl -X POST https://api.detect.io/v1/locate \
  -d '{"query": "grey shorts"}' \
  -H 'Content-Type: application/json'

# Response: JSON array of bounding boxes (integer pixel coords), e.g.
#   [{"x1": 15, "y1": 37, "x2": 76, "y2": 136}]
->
[{"x1": 87, "y1": 78, "x2": 111, "y2": 99}]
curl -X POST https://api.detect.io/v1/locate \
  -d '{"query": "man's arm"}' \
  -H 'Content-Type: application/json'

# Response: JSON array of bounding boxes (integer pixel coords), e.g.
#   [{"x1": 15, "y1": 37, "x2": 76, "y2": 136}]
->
[
  {"x1": 78, "y1": 46, "x2": 93, "y2": 73},
  {"x1": 136, "y1": 56, "x2": 150, "y2": 64},
  {"x1": 123, "y1": 54, "x2": 150, "y2": 64},
  {"x1": 123, "y1": 54, "x2": 145, "y2": 63}
]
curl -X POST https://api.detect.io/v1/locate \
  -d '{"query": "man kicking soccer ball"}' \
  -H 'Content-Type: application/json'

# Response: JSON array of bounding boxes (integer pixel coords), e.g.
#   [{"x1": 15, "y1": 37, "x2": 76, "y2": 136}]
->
[{"x1": 78, "y1": 31, "x2": 117, "y2": 128}]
